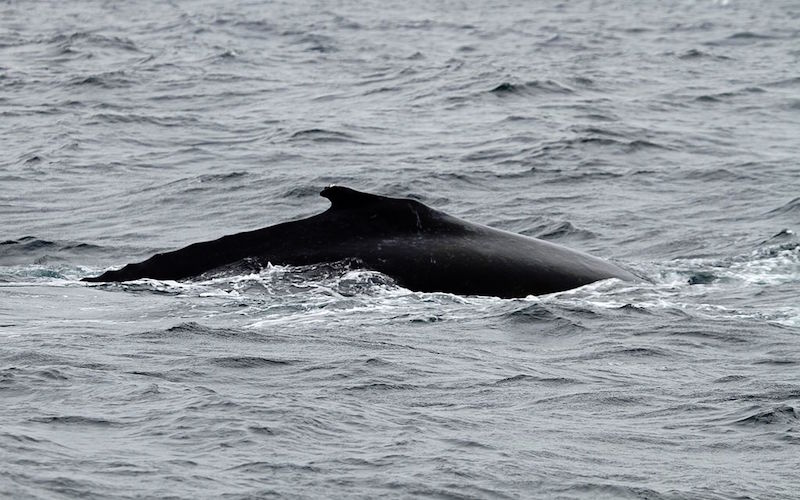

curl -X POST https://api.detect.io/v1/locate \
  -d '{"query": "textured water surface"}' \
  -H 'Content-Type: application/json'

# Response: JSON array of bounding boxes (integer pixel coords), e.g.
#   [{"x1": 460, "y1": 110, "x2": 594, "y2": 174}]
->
[{"x1": 1, "y1": 0, "x2": 799, "y2": 498}]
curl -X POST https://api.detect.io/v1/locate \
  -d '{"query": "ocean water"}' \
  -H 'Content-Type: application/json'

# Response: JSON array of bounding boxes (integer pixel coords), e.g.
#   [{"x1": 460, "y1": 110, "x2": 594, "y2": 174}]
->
[{"x1": 2, "y1": 0, "x2": 799, "y2": 498}]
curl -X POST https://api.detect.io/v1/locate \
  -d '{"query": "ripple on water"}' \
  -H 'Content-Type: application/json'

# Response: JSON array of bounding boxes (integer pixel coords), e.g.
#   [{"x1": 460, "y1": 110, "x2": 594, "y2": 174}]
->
[{"x1": 2, "y1": 0, "x2": 800, "y2": 498}]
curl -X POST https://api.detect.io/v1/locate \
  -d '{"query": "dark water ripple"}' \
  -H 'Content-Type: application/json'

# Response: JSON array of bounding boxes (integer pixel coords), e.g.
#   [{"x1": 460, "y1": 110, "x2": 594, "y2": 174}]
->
[{"x1": 2, "y1": 0, "x2": 800, "y2": 498}]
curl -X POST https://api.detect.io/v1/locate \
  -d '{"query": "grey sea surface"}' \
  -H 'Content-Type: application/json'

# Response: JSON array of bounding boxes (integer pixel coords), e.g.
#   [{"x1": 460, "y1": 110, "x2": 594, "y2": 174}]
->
[{"x1": 2, "y1": 0, "x2": 799, "y2": 498}]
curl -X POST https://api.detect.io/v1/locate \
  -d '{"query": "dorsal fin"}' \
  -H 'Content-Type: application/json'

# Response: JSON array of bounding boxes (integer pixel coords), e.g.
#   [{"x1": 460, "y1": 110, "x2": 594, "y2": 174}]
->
[
  {"x1": 319, "y1": 185, "x2": 446, "y2": 233},
  {"x1": 320, "y1": 185, "x2": 387, "y2": 210}
]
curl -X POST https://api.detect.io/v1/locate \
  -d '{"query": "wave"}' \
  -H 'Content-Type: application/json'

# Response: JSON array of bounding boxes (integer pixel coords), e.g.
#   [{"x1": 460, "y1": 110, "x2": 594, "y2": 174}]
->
[
  {"x1": 492, "y1": 374, "x2": 580, "y2": 386},
  {"x1": 48, "y1": 31, "x2": 140, "y2": 52},
  {"x1": 500, "y1": 303, "x2": 588, "y2": 334},
  {"x1": 763, "y1": 76, "x2": 800, "y2": 89},
  {"x1": 733, "y1": 405, "x2": 798, "y2": 426},
  {"x1": 666, "y1": 232, "x2": 798, "y2": 287},
  {"x1": 345, "y1": 382, "x2": 417, "y2": 391},
  {"x1": 490, "y1": 79, "x2": 574, "y2": 96},
  {"x1": 693, "y1": 86, "x2": 767, "y2": 103},
  {"x1": 30, "y1": 415, "x2": 122, "y2": 427},
  {"x1": 209, "y1": 356, "x2": 293, "y2": 368},
  {"x1": 84, "y1": 112, "x2": 201, "y2": 127},
  {"x1": 1, "y1": 237, "x2": 101, "y2": 252},
  {"x1": 532, "y1": 221, "x2": 597, "y2": 241},
  {"x1": 127, "y1": 369, "x2": 207, "y2": 383},
  {"x1": 0, "y1": 236, "x2": 103, "y2": 267},
  {"x1": 766, "y1": 197, "x2": 800, "y2": 216},
  {"x1": 681, "y1": 167, "x2": 755, "y2": 182},
  {"x1": 0, "y1": 366, "x2": 71, "y2": 391},
  {"x1": 130, "y1": 322, "x2": 261, "y2": 340},
  {"x1": 460, "y1": 134, "x2": 673, "y2": 170},
  {"x1": 676, "y1": 48, "x2": 732, "y2": 60},
  {"x1": 548, "y1": 483, "x2": 669, "y2": 500},
  {"x1": 705, "y1": 31, "x2": 780, "y2": 46},
  {"x1": 159, "y1": 171, "x2": 250, "y2": 195},
  {"x1": 289, "y1": 128, "x2": 368, "y2": 144},
  {"x1": 67, "y1": 71, "x2": 134, "y2": 89}
]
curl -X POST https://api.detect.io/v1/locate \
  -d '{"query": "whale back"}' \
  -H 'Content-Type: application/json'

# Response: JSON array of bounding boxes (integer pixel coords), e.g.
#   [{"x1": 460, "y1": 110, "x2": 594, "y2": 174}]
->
[{"x1": 83, "y1": 186, "x2": 636, "y2": 297}]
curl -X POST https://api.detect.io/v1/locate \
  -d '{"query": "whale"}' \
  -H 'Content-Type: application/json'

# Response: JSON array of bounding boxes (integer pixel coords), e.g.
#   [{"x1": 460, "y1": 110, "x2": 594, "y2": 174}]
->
[{"x1": 82, "y1": 186, "x2": 636, "y2": 297}]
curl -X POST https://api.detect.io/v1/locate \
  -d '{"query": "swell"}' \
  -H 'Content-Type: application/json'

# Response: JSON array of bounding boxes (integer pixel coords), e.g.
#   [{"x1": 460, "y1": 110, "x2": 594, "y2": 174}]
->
[{"x1": 0, "y1": 236, "x2": 103, "y2": 266}]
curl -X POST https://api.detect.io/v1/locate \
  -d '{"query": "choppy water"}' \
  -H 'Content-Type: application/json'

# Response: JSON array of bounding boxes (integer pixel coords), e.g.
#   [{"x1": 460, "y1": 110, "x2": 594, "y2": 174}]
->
[{"x1": 2, "y1": 0, "x2": 799, "y2": 498}]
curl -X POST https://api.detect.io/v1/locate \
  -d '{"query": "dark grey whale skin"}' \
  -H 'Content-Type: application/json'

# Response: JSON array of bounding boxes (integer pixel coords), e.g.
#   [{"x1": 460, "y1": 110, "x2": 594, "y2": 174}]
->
[{"x1": 83, "y1": 186, "x2": 636, "y2": 298}]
